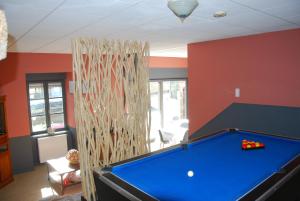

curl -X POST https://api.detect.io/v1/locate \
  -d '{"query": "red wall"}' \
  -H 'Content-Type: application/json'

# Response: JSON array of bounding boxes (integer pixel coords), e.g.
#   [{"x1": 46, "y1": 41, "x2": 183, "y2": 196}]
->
[
  {"x1": 0, "y1": 53, "x2": 73, "y2": 137},
  {"x1": 149, "y1": 56, "x2": 187, "y2": 68},
  {"x1": 188, "y1": 28, "x2": 300, "y2": 134},
  {"x1": 0, "y1": 53, "x2": 187, "y2": 138}
]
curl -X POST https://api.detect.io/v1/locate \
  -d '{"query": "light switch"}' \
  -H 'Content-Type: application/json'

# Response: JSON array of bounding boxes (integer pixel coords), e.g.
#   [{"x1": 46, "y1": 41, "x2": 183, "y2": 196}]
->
[
  {"x1": 69, "y1": 81, "x2": 74, "y2": 94},
  {"x1": 235, "y1": 88, "x2": 240, "y2": 98}
]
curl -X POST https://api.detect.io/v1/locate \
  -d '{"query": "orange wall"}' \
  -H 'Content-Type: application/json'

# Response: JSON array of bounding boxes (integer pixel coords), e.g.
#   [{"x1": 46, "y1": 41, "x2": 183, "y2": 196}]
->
[
  {"x1": 149, "y1": 56, "x2": 187, "y2": 68},
  {"x1": 0, "y1": 53, "x2": 187, "y2": 138},
  {"x1": 0, "y1": 53, "x2": 73, "y2": 138},
  {"x1": 188, "y1": 28, "x2": 300, "y2": 134}
]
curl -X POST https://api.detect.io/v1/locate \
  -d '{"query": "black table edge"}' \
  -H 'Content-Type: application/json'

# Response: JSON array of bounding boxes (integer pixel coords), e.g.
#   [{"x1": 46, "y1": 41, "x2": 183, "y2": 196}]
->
[{"x1": 94, "y1": 171, "x2": 158, "y2": 201}]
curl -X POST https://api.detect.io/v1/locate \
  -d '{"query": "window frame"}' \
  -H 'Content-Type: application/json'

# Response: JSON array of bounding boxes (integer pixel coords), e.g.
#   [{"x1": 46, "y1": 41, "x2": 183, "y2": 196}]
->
[
  {"x1": 149, "y1": 78, "x2": 188, "y2": 129},
  {"x1": 26, "y1": 73, "x2": 67, "y2": 135}
]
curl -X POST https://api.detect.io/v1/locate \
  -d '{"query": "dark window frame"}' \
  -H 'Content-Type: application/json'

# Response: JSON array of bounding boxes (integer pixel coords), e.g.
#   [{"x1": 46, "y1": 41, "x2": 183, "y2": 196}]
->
[{"x1": 26, "y1": 73, "x2": 67, "y2": 135}]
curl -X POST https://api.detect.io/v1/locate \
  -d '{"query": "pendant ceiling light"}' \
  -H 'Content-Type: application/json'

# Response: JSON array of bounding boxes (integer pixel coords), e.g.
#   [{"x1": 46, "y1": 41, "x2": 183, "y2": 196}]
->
[
  {"x1": 168, "y1": 0, "x2": 199, "y2": 22},
  {"x1": 0, "y1": 10, "x2": 8, "y2": 61}
]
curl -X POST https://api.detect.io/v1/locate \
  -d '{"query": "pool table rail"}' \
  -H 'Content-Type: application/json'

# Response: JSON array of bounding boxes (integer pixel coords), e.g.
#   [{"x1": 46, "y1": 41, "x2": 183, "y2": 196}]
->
[
  {"x1": 93, "y1": 168, "x2": 158, "y2": 201},
  {"x1": 238, "y1": 154, "x2": 300, "y2": 201},
  {"x1": 191, "y1": 128, "x2": 300, "y2": 143}
]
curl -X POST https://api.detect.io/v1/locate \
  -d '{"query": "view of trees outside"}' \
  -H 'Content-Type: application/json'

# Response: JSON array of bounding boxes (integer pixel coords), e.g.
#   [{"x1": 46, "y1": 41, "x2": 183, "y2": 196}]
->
[
  {"x1": 48, "y1": 82, "x2": 65, "y2": 129},
  {"x1": 150, "y1": 80, "x2": 188, "y2": 149},
  {"x1": 29, "y1": 83, "x2": 47, "y2": 132},
  {"x1": 29, "y1": 82, "x2": 64, "y2": 132},
  {"x1": 29, "y1": 79, "x2": 186, "y2": 138},
  {"x1": 163, "y1": 80, "x2": 187, "y2": 129},
  {"x1": 150, "y1": 82, "x2": 161, "y2": 130}
]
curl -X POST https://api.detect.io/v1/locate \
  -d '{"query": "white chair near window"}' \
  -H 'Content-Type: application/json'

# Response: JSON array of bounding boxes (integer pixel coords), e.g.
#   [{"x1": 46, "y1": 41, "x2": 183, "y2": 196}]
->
[
  {"x1": 181, "y1": 130, "x2": 189, "y2": 143},
  {"x1": 158, "y1": 130, "x2": 172, "y2": 148}
]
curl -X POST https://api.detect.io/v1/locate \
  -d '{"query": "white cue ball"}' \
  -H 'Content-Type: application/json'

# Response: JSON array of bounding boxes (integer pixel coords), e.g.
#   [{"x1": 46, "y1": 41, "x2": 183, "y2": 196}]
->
[{"x1": 187, "y1": 170, "x2": 194, "y2": 177}]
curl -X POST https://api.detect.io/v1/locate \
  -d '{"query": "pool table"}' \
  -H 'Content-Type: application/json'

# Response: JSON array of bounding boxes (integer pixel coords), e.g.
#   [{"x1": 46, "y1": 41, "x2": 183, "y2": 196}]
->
[{"x1": 93, "y1": 129, "x2": 300, "y2": 201}]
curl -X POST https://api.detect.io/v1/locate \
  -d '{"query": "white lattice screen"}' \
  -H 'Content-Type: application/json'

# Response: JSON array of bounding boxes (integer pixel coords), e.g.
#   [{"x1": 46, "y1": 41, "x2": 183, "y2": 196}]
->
[{"x1": 72, "y1": 39, "x2": 151, "y2": 201}]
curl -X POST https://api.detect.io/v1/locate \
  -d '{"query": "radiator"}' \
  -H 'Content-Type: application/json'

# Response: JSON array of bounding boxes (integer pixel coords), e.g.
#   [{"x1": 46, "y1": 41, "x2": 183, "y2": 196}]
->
[{"x1": 37, "y1": 134, "x2": 68, "y2": 163}]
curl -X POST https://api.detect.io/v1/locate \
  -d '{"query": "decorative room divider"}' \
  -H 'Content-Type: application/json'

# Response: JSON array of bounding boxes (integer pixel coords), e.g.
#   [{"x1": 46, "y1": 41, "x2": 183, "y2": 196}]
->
[{"x1": 72, "y1": 39, "x2": 151, "y2": 201}]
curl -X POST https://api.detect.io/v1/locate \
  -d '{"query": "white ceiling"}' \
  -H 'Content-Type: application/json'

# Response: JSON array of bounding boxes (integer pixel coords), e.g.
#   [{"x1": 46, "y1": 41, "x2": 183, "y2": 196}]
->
[{"x1": 1, "y1": 0, "x2": 300, "y2": 57}]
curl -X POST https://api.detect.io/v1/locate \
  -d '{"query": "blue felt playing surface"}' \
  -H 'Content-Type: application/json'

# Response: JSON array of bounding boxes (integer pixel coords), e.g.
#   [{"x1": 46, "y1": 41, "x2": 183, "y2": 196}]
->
[{"x1": 112, "y1": 131, "x2": 300, "y2": 201}]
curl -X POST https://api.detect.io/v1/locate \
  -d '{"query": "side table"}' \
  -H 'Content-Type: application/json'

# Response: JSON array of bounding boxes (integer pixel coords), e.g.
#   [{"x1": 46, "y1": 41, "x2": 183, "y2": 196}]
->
[{"x1": 46, "y1": 157, "x2": 80, "y2": 195}]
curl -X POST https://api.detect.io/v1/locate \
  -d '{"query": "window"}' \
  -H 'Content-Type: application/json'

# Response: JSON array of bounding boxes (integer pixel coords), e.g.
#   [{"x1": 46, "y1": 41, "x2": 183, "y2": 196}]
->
[
  {"x1": 150, "y1": 79, "x2": 187, "y2": 132},
  {"x1": 27, "y1": 74, "x2": 66, "y2": 135}
]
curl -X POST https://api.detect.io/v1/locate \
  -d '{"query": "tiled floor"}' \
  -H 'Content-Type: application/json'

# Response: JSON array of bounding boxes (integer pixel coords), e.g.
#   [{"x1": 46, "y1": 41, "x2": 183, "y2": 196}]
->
[
  {"x1": 0, "y1": 164, "x2": 81, "y2": 201},
  {"x1": 0, "y1": 134, "x2": 180, "y2": 201}
]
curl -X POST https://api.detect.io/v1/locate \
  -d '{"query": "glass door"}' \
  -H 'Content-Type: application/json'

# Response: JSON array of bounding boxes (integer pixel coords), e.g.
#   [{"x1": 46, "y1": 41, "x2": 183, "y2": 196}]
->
[{"x1": 149, "y1": 79, "x2": 188, "y2": 150}]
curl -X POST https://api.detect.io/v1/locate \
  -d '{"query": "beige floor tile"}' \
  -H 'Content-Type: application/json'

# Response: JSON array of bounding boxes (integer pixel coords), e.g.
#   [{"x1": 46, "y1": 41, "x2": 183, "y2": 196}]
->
[{"x1": 0, "y1": 164, "x2": 81, "y2": 201}]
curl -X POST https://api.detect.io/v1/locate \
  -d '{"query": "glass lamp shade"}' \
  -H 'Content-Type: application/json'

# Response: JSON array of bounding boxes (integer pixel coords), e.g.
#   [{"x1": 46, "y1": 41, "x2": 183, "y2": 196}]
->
[
  {"x1": 0, "y1": 10, "x2": 8, "y2": 61},
  {"x1": 168, "y1": 0, "x2": 199, "y2": 22}
]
